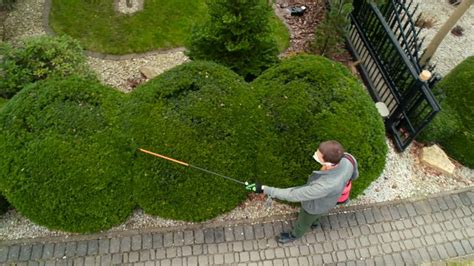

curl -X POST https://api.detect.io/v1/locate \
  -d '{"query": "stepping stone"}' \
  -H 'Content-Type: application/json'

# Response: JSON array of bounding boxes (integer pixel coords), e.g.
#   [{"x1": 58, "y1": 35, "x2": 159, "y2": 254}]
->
[
  {"x1": 139, "y1": 66, "x2": 161, "y2": 79},
  {"x1": 115, "y1": 0, "x2": 144, "y2": 15}
]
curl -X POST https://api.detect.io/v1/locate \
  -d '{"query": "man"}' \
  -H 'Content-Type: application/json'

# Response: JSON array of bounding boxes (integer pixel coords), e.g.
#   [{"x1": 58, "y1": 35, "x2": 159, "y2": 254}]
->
[{"x1": 247, "y1": 140, "x2": 357, "y2": 244}]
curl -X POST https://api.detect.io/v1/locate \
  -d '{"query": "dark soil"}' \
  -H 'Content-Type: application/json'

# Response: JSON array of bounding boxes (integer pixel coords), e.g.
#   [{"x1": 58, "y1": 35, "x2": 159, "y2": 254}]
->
[
  {"x1": 273, "y1": 0, "x2": 355, "y2": 65},
  {"x1": 273, "y1": 0, "x2": 326, "y2": 56}
]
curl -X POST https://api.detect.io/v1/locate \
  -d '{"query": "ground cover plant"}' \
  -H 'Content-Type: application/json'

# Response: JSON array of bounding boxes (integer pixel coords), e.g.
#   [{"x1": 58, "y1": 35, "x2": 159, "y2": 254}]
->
[
  {"x1": 0, "y1": 56, "x2": 387, "y2": 232},
  {"x1": 0, "y1": 35, "x2": 93, "y2": 99},
  {"x1": 49, "y1": 0, "x2": 289, "y2": 54},
  {"x1": 418, "y1": 56, "x2": 474, "y2": 168}
]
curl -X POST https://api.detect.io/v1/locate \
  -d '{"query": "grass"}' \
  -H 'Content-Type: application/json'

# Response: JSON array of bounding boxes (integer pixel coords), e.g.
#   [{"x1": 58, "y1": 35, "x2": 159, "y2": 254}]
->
[
  {"x1": 0, "y1": 98, "x2": 6, "y2": 110},
  {"x1": 269, "y1": 13, "x2": 290, "y2": 52},
  {"x1": 49, "y1": 0, "x2": 289, "y2": 54}
]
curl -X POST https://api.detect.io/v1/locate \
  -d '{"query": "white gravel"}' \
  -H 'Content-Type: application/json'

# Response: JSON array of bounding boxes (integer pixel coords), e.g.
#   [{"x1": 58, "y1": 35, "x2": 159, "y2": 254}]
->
[
  {"x1": 86, "y1": 51, "x2": 189, "y2": 92},
  {"x1": 0, "y1": 0, "x2": 473, "y2": 241},
  {"x1": 347, "y1": 139, "x2": 473, "y2": 206},
  {"x1": 2, "y1": 0, "x2": 46, "y2": 42},
  {"x1": 412, "y1": 0, "x2": 474, "y2": 76}
]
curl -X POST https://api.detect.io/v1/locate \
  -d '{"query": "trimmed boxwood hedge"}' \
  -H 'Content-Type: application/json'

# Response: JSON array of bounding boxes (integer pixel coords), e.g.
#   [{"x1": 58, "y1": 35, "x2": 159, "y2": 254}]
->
[
  {"x1": 252, "y1": 55, "x2": 387, "y2": 197},
  {"x1": 418, "y1": 56, "x2": 474, "y2": 168},
  {"x1": 126, "y1": 61, "x2": 264, "y2": 221},
  {"x1": 0, "y1": 56, "x2": 387, "y2": 232},
  {"x1": 0, "y1": 76, "x2": 134, "y2": 232}
]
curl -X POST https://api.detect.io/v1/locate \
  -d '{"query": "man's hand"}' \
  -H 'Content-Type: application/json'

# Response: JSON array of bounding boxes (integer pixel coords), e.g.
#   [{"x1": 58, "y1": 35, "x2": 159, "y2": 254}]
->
[{"x1": 245, "y1": 182, "x2": 264, "y2": 193}]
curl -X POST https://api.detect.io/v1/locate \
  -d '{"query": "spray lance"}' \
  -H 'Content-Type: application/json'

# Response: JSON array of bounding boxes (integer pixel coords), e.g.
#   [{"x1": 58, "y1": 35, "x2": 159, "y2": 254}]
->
[{"x1": 138, "y1": 148, "x2": 273, "y2": 207}]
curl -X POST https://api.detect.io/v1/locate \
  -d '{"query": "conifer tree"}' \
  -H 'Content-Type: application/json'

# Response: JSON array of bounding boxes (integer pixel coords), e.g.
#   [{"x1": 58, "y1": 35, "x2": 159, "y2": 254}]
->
[
  {"x1": 186, "y1": 0, "x2": 279, "y2": 81},
  {"x1": 311, "y1": 0, "x2": 353, "y2": 57}
]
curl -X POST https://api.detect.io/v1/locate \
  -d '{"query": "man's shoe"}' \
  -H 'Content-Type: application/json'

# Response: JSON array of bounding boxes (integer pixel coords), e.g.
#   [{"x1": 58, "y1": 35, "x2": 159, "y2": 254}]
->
[
  {"x1": 311, "y1": 224, "x2": 320, "y2": 229},
  {"x1": 278, "y1": 232, "x2": 297, "y2": 244}
]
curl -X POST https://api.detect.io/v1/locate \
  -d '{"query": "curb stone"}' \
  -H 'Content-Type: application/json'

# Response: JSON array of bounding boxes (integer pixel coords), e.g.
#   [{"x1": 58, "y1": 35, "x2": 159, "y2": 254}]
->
[{"x1": 1, "y1": 186, "x2": 473, "y2": 265}]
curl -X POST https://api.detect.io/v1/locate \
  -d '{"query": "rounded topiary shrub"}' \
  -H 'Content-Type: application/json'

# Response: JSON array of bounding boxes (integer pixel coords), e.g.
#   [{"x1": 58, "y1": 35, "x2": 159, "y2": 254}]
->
[
  {"x1": 0, "y1": 35, "x2": 94, "y2": 99},
  {"x1": 127, "y1": 61, "x2": 264, "y2": 221},
  {"x1": 0, "y1": 76, "x2": 134, "y2": 232},
  {"x1": 252, "y1": 55, "x2": 387, "y2": 197},
  {"x1": 418, "y1": 56, "x2": 474, "y2": 168}
]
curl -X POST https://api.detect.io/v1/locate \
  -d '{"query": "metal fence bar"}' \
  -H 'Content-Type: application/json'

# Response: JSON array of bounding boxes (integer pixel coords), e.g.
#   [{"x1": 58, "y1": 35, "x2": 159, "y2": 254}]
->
[{"x1": 346, "y1": 0, "x2": 441, "y2": 151}]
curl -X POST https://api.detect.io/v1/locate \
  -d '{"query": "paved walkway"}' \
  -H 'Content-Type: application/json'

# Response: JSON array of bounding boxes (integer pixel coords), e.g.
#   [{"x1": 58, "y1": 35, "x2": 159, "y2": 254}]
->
[{"x1": 1, "y1": 187, "x2": 473, "y2": 266}]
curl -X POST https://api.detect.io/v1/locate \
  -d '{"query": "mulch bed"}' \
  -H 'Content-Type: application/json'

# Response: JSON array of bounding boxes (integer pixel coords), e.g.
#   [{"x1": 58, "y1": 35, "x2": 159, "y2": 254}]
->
[{"x1": 274, "y1": 0, "x2": 355, "y2": 66}]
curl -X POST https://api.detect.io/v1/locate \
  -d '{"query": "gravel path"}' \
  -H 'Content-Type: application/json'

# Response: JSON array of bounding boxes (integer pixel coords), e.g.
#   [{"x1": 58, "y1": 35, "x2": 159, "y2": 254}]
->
[
  {"x1": 413, "y1": 0, "x2": 474, "y2": 76},
  {"x1": 0, "y1": 0, "x2": 472, "y2": 241},
  {"x1": 2, "y1": 0, "x2": 46, "y2": 42},
  {"x1": 86, "y1": 51, "x2": 189, "y2": 92}
]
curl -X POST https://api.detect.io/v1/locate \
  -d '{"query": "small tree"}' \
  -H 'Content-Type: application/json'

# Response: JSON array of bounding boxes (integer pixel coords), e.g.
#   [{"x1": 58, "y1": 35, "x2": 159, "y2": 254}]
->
[
  {"x1": 311, "y1": 0, "x2": 353, "y2": 57},
  {"x1": 186, "y1": 0, "x2": 279, "y2": 81},
  {"x1": 311, "y1": 0, "x2": 387, "y2": 57}
]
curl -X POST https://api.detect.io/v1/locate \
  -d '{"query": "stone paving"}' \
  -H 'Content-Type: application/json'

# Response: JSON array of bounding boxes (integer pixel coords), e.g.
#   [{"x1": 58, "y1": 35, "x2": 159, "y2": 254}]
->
[{"x1": 1, "y1": 187, "x2": 473, "y2": 266}]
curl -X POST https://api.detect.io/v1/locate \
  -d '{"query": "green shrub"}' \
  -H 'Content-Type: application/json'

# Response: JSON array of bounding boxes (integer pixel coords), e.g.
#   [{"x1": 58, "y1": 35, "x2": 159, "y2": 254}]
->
[
  {"x1": 0, "y1": 99, "x2": 11, "y2": 215},
  {"x1": 311, "y1": 0, "x2": 353, "y2": 57},
  {"x1": 417, "y1": 104, "x2": 461, "y2": 143},
  {"x1": 0, "y1": 97, "x2": 6, "y2": 110},
  {"x1": 0, "y1": 0, "x2": 16, "y2": 10},
  {"x1": 186, "y1": 0, "x2": 279, "y2": 81},
  {"x1": 0, "y1": 56, "x2": 387, "y2": 231},
  {"x1": 0, "y1": 76, "x2": 134, "y2": 232},
  {"x1": 252, "y1": 55, "x2": 387, "y2": 197},
  {"x1": 0, "y1": 35, "x2": 94, "y2": 99},
  {"x1": 127, "y1": 61, "x2": 264, "y2": 221},
  {"x1": 418, "y1": 56, "x2": 474, "y2": 168},
  {"x1": 0, "y1": 194, "x2": 9, "y2": 215}
]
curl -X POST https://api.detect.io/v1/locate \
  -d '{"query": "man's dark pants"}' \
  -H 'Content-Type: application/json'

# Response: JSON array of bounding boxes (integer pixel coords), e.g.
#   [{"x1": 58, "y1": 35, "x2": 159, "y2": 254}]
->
[{"x1": 291, "y1": 208, "x2": 324, "y2": 238}]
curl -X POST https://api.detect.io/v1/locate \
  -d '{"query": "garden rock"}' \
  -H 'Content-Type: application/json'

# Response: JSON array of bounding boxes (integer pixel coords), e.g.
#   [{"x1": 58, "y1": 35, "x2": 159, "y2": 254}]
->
[
  {"x1": 139, "y1": 66, "x2": 160, "y2": 79},
  {"x1": 420, "y1": 145, "x2": 455, "y2": 175}
]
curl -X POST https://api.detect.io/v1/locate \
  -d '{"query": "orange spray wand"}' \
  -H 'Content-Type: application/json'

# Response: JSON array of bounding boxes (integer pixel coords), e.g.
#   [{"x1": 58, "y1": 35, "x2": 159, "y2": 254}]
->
[{"x1": 138, "y1": 148, "x2": 247, "y2": 185}]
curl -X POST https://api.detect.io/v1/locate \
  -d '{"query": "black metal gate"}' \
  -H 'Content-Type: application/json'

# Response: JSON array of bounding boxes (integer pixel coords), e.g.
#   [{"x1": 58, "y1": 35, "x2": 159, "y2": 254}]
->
[{"x1": 346, "y1": 0, "x2": 441, "y2": 151}]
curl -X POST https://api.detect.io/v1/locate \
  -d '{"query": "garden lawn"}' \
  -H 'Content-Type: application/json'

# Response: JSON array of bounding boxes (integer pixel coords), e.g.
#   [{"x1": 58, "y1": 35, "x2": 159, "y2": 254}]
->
[{"x1": 49, "y1": 0, "x2": 289, "y2": 54}]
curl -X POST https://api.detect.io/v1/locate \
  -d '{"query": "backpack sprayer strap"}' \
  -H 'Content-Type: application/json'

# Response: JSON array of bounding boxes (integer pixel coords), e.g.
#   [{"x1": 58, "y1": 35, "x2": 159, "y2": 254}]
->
[{"x1": 344, "y1": 153, "x2": 358, "y2": 181}]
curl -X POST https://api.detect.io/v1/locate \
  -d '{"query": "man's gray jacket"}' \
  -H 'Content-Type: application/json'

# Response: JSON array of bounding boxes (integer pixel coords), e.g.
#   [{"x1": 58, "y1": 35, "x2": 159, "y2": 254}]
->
[{"x1": 264, "y1": 157, "x2": 355, "y2": 215}]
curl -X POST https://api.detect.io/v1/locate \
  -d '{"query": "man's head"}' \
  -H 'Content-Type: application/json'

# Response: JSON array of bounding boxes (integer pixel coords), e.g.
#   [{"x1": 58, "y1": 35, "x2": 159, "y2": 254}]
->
[{"x1": 314, "y1": 140, "x2": 345, "y2": 165}]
